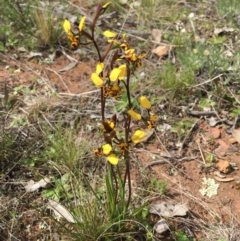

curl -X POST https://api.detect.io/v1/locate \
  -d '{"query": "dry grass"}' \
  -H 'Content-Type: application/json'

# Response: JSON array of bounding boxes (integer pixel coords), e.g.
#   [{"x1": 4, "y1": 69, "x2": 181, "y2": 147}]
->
[
  {"x1": 33, "y1": 2, "x2": 62, "y2": 47},
  {"x1": 1, "y1": 0, "x2": 240, "y2": 240}
]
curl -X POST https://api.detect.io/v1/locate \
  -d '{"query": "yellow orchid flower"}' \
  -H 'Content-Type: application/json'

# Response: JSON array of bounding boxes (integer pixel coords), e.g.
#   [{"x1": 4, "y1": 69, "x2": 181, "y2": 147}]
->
[
  {"x1": 111, "y1": 84, "x2": 122, "y2": 96},
  {"x1": 131, "y1": 130, "x2": 145, "y2": 144},
  {"x1": 118, "y1": 64, "x2": 127, "y2": 80},
  {"x1": 102, "y1": 2, "x2": 111, "y2": 9},
  {"x1": 131, "y1": 54, "x2": 138, "y2": 61},
  {"x1": 91, "y1": 73, "x2": 103, "y2": 87},
  {"x1": 118, "y1": 142, "x2": 128, "y2": 155},
  {"x1": 94, "y1": 147, "x2": 103, "y2": 156},
  {"x1": 107, "y1": 153, "x2": 118, "y2": 165},
  {"x1": 94, "y1": 144, "x2": 118, "y2": 165},
  {"x1": 63, "y1": 19, "x2": 71, "y2": 34},
  {"x1": 107, "y1": 39, "x2": 120, "y2": 45},
  {"x1": 125, "y1": 48, "x2": 135, "y2": 56},
  {"x1": 127, "y1": 109, "x2": 142, "y2": 120},
  {"x1": 147, "y1": 121, "x2": 155, "y2": 129},
  {"x1": 103, "y1": 30, "x2": 117, "y2": 38},
  {"x1": 110, "y1": 67, "x2": 122, "y2": 81},
  {"x1": 112, "y1": 84, "x2": 121, "y2": 92},
  {"x1": 102, "y1": 143, "x2": 112, "y2": 155},
  {"x1": 122, "y1": 49, "x2": 137, "y2": 62},
  {"x1": 137, "y1": 52, "x2": 146, "y2": 59},
  {"x1": 68, "y1": 34, "x2": 80, "y2": 49},
  {"x1": 102, "y1": 120, "x2": 115, "y2": 133},
  {"x1": 150, "y1": 114, "x2": 158, "y2": 121},
  {"x1": 79, "y1": 16, "x2": 86, "y2": 31},
  {"x1": 104, "y1": 84, "x2": 123, "y2": 99},
  {"x1": 96, "y1": 62, "x2": 104, "y2": 75},
  {"x1": 139, "y1": 96, "x2": 151, "y2": 109},
  {"x1": 62, "y1": 19, "x2": 80, "y2": 49},
  {"x1": 109, "y1": 65, "x2": 127, "y2": 81}
]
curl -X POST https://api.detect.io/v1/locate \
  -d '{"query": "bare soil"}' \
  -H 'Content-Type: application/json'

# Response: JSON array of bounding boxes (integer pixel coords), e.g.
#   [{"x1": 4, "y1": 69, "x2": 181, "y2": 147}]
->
[
  {"x1": 1, "y1": 47, "x2": 240, "y2": 240},
  {"x1": 1, "y1": 1, "x2": 240, "y2": 238}
]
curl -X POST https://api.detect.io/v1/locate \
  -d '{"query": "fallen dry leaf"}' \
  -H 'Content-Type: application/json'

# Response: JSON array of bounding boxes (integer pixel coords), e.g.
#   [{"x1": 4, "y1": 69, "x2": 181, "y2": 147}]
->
[
  {"x1": 14, "y1": 68, "x2": 22, "y2": 74},
  {"x1": 150, "y1": 202, "x2": 188, "y2": 217},
  {"x1": 18, "y1": 47, "x2": 27, "y2": 52},
  {"x1": 48, "y1": 199, "x2": 76, "y2": 223},
  {"x1": 58, "y1": 62, "x2": 78, "y2": 72},
  {"x1": 214, "y1": 139, "x2": 229, "y2": 157},
  {"x1": 152, "y1": 46, "x2": 169, "y2": 57},
  {"x1": 25, "y1": 177, "x2": 51, "y2": 192},
  {"x1": 151, "y1": 29, "x2": 162, "y2": 43},
  {"x1": 213, "y1": 171, "x2": 234, "y2": 182},
  {"x1": 214, "y1": 27, "x2": 234, "y2": 35},
  {"x1": 27, "y1": 51, "x2": 43, "y2": 60},
  {"x1": 139, "y1": 128, "x2": 154, "y2": 143},
  {"x1": 232, "y1": 128, "x2": 240, "y2": 145}
]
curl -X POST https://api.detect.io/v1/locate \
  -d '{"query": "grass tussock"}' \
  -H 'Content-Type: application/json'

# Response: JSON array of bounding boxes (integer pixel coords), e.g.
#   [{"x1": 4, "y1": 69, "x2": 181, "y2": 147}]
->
[{"x1": 33, "y1": 3, "x2": 63, "y2": 47}]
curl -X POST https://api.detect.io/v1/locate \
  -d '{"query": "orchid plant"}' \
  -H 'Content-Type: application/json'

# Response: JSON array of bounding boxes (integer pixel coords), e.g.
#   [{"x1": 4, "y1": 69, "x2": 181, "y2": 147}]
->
[{"x1": 63, "y1": 2, "x2": 157, "y2": 220}]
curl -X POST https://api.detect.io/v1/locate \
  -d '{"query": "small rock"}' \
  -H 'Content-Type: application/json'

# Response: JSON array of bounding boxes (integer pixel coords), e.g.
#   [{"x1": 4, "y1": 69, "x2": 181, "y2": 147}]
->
[
  {"x1": 205, "y1": 127, "x2": 221, "y2": 140},
  {"x1": 210, "y1": 127, "x2": 221, "y2": 139},
  {"x1": 153, "y1": 219, "x2": 169, "y2": 234},
  {"x1": 229, "y1": 137, "x2": 237, "y2": 144},
  {"x1": 208, "y1": 116, "x2": 218, "y2": 127},
  {"x1": 216, "y1": 160, "x2": 232, "y2": 174},
  {"x1": 214, "y1": 140, "x2": 229, "y2": 157}
]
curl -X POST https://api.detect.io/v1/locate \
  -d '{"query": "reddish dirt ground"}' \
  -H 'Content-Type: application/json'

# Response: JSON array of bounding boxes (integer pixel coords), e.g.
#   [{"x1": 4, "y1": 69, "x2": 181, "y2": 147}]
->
[
  {"x1": 0, "y1": 52, "x2": 95, "y2": 94},
  {"x1": 1, "y1": 51, "x2": 240, "y2": 240},
  {"x1": 135, "y1": 120, "x2": 240, "y2": 221}
]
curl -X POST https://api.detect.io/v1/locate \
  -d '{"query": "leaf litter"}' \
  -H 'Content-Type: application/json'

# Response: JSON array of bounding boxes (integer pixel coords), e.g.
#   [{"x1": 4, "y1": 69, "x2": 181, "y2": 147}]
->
[
  {"x1": 2, "y1": 0, "x2": 240, "y2": 240},
  {"x1": 25, "y1": 177, "x2": 51, "y2": 192}
]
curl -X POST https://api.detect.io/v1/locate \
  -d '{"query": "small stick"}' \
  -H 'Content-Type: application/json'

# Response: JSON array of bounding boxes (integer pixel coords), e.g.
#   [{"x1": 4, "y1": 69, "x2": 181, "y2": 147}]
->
[
  {"x1": 186, "y1": 110, "x2": 216, "y2": 117},
  {"x1": 192, "y1": 74, "x2": 223, "y2": 88},
  {"x1": 179, "y1": 118, "x2": 201, "y2": 154},
  {"x1": 144, "y1": 156, "x2": 198, "y2": 169},
  {"x1": 197, "y1": 142, "x2": 206, "y2": 166},
  {"x1": 144, "y1": 159, "x2": 170, "y2": 169},
  {"x1": 59, "y1": 89, "x2": 100, "y2": 97}
]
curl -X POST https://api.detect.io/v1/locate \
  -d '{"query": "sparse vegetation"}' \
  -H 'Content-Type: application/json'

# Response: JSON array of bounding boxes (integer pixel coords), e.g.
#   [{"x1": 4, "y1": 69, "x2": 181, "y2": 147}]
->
[
  {"x1": 0, "y1": 0, "x2": 64, "y2": 50},
  {"x1": 1, "y1": 1, "x2": 240, "y2": 241}
]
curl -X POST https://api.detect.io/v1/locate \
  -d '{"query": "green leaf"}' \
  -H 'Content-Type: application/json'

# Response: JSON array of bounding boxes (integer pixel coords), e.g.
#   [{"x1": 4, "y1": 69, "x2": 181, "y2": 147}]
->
[{"x1": 175, "y1": 230, "x2": 190, "y2": 241}]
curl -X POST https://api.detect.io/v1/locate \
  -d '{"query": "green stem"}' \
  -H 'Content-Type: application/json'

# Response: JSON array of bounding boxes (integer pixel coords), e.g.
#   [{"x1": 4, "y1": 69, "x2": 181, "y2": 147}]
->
[
  {"x1": 125, "y1": 151, "x2": 131, "y2": 209},
  {"x1": 123, "y1": 116, "x2": 132, "y2": 209},
  {"x1": 116, "y1": 165, "x2": 127, "y2": 215},
  {"x1": 106, "y1": 166, "x2": 115, "y2": 218},
  {"x1": 111, "y1": 164, "x2": 119, "y2": 209}
]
